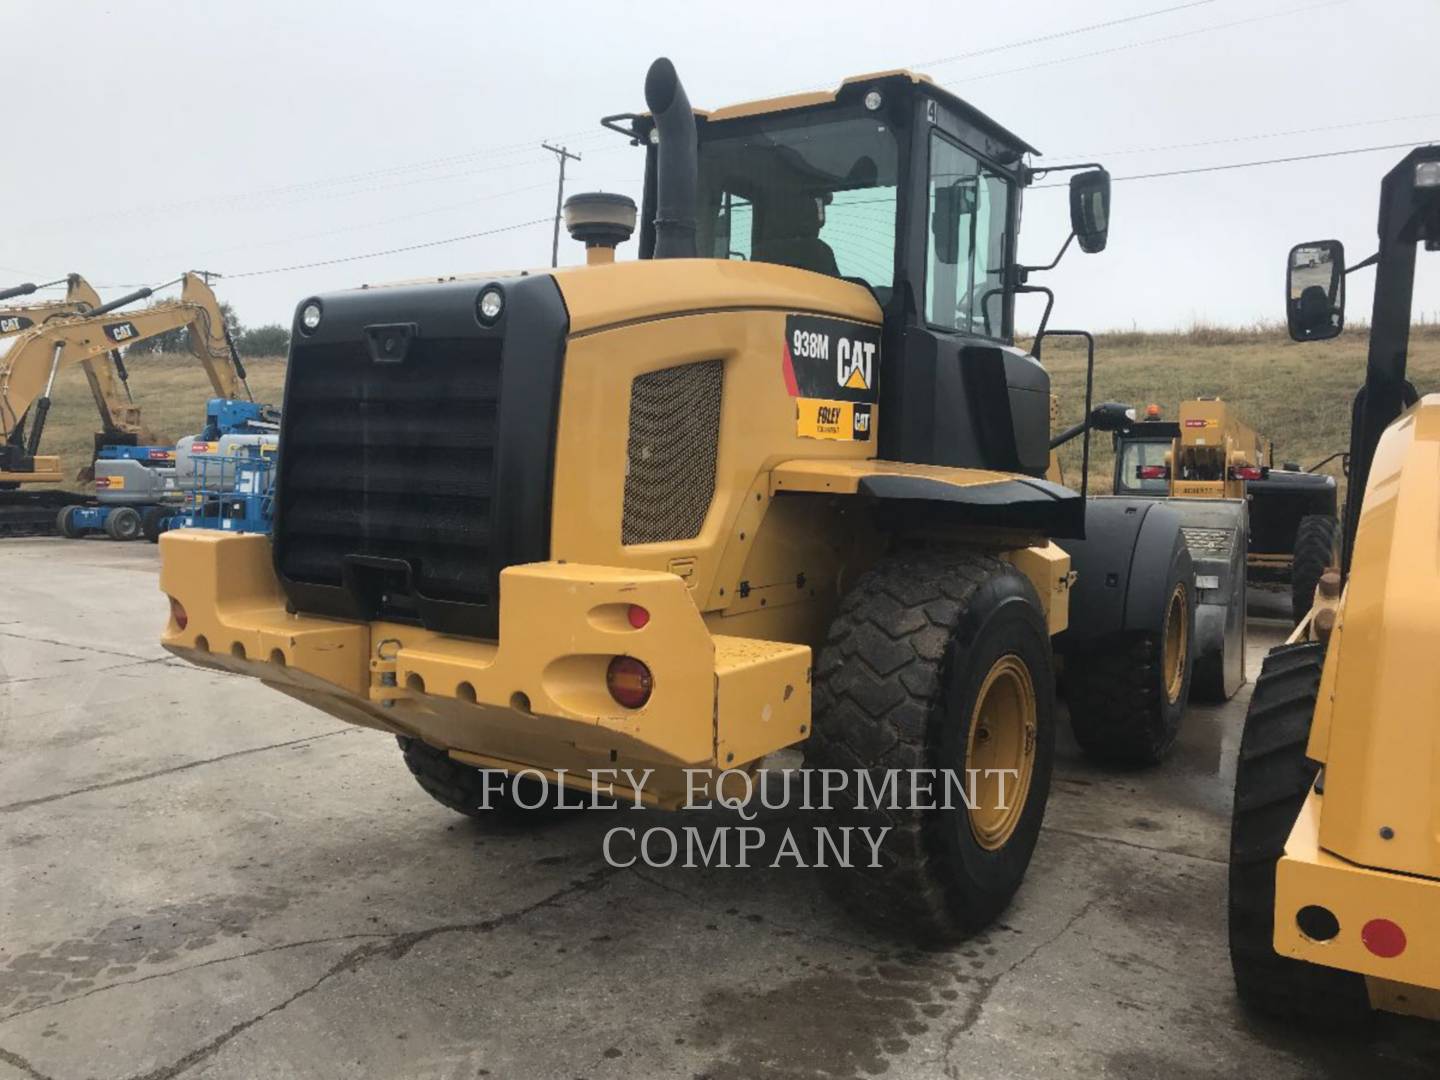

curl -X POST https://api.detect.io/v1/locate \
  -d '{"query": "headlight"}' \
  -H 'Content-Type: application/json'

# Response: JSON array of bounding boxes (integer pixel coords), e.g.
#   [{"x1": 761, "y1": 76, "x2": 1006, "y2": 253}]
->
[
  {"x1": 300, "y1": 301, "x2": 322, "y2": 333},
  {"x1": 1416, "y1": 160, "x2": 1440, "y2": 188},
  {"x1": 864, "y1": 90, "x2": 883, "y2": 112},
  {"x1": 476, "y1": 287, "x2": 504, "y2": 325}
]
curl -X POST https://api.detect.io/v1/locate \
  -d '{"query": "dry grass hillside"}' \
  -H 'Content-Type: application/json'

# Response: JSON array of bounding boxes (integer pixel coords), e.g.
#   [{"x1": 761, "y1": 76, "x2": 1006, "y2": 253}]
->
[
  {"x1": 1044, "y1": 323, "x2": 1440, "y2": 494},
  {"x1": 22, "y1": 324, "x2": 1440, "y2": 494},
  {"x1": 31, "y1": 354, "x2": 286, "y2": 487}
]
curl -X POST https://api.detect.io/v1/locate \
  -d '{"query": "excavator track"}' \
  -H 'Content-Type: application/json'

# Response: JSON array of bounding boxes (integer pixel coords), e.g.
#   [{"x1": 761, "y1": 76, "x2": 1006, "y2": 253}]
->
[{"x1": 0, "y1": 489, "x2": 85, "y2": 537}]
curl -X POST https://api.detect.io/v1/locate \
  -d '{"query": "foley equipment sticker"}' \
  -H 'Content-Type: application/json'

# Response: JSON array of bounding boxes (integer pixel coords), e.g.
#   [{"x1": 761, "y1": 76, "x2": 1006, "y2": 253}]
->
[{"x1": 783, "y1": 314, "x2": 881, "y2": 441}]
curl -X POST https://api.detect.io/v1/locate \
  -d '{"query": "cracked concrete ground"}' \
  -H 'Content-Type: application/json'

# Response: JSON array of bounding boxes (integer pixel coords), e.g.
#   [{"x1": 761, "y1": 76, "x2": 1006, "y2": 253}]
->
[{"x1": 1, "y1": 537, "x2": 1436, "y2": 1079}]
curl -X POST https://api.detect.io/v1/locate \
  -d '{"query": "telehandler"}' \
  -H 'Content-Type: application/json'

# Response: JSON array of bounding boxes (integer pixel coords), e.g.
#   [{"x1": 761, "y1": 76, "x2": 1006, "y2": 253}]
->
[
  {"x1": 0, "y1": 271, "x2": 252, "y2": 534},
  {"x1": 160, "y1": 59, "x2": 1198, "y2": 940},
  {"x1": 1228, "y1": 145, "x2": 1440, "y2": 1024},
  {"x1": 0, "y1": 273, "x2": 103, "y2": 336},
  {"x1": 1115, "y1": 400, "x2": 1340, "y2": 623}
]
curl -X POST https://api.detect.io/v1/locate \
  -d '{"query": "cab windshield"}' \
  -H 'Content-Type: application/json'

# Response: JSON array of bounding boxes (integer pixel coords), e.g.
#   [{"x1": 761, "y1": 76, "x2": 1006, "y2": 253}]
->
[{"x1": 695, "y1": 112, "x2": 899, "y2": 301}]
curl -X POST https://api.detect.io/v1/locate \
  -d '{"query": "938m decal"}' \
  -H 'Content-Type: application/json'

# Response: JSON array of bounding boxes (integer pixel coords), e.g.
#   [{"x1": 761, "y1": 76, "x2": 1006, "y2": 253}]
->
[{"x1": 783, "y1": 314, "x2": 880, "y2": 441}]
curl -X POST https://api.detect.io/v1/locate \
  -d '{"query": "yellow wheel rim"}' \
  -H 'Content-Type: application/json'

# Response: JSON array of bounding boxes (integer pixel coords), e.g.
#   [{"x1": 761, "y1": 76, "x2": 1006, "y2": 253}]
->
[
  {"x1": 966, "y1": 655, "x2": 1038, "y2": 851},
  {"x1": 1162, "y1": 583, "x2": 1188, "y2": 705}
]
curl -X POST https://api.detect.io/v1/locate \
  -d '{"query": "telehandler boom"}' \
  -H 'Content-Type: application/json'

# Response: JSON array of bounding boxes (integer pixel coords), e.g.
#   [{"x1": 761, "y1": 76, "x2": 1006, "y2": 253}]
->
[
  {"x1": 160, "y1": 59, "x2": 1200, "y2": 941},
  {"x1": 1229, "y1": 145, "x2": 1440, "y2": 1026}
]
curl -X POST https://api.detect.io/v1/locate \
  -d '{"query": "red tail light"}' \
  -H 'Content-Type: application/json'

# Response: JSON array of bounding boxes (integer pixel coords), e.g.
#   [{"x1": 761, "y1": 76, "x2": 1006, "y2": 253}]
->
[
  {"x1": 1230, "y1": 465, "x2": 1264, "y2": 481},
  {"x1": 626, "y1": 604, "x2": 651, "y2": 629},
  {"x1": 1361, "y1": 918, "x2": 1407, "y2": 958},
  {"x1": 1137, "y1": 465, "x2": 1169, "y2": 480},
  {"x1": 168, "y1": 596, "x2": 188, "y2": 631},
  {"x1": 606, "y1": 656, "x2": 653, "y2": 709}
]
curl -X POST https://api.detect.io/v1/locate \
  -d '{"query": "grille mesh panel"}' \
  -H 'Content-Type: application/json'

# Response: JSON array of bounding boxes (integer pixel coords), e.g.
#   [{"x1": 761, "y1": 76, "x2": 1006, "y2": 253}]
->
[
  {"x1": 276, "y1": 337, "x2": 501, "y2": 606},
  {"x1": 622, "y1": 360, "x2": 723, "y2": 545},
  {"x1": 1181, "y1": 526, "x2": 1236, "y2": 558}
]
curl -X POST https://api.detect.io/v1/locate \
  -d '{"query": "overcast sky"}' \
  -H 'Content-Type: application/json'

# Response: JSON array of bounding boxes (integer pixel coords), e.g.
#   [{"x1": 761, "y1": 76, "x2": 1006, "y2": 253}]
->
[{"x1": 3, "y1": 0, "x2": 1437, "y2": 334}]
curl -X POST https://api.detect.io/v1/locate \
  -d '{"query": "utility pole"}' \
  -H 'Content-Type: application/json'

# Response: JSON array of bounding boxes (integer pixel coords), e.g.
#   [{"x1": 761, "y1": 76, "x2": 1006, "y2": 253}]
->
[{"x1": 542, "y1": 142, "x2": 582, "y2": 268}]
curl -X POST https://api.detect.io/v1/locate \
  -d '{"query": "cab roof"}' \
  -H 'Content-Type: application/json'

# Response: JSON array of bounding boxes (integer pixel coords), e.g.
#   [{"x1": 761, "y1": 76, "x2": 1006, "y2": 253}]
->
[{"x1": 698, "y1": 70, "x2": 1041, "y2": 157}]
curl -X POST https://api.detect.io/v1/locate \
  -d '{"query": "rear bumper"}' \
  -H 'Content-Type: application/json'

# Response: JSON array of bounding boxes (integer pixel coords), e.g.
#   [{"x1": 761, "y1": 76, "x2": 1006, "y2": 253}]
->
[
  {"x1": 1275, "y1": 790, "x2": 1440, "y2": 994},
  {"x1": 159, "y1": 531, "x2": 812, "y2": 804}
]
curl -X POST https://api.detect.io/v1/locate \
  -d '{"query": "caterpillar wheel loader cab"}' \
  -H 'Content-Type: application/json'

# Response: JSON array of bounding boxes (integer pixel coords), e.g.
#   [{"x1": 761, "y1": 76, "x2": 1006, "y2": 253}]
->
[
  {"x1": 1229, "y1": 145, "x2": 1440, "y2": 1025},
  {"x1": 0, "y1": 273, "x2": 103, "y2": 337},
  {"x1": 159, "y1": 58, "x2": 1195, "y2": 941},
  {"x1": 0, "y1": 271, "x2": 252, "y2": 533}
]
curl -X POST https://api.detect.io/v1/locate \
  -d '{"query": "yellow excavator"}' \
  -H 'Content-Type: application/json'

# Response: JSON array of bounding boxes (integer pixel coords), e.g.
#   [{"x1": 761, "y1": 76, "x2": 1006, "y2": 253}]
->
[
  {"x1": 0, "y1": 274, "x2": 103, "y2": 336},
  {"x1": 0, "y1": 271, "x2": 252, "y2": 533},
  {"x1": 1229, "y1": 146, "x2": 1440, "y2": 1026}
]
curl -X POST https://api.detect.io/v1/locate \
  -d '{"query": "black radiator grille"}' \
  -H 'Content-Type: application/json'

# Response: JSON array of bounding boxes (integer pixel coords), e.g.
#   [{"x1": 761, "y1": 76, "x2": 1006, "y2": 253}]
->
[{"x1": 276, "y1": 336, "x2": 502, "y2": 610}]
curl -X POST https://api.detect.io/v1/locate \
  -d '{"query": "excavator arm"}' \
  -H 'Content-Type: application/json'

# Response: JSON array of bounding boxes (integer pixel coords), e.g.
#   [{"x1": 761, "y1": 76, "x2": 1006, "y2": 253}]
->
[
  {"x1": 0, "y1": 274, "x2": 102, "y2": 337},
  {"x1": 0, "y1": 271, "x2": 251, "y2": 480}
]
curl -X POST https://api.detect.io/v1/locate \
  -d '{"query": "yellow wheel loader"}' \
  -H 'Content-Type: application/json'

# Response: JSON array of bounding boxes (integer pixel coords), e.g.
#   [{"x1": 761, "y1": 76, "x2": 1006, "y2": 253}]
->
[
  {"x1": 0, "y1": 273, "x2": 103, "y2": 336},
  {"x1": 1229, "y1": 145, "x2": 1440, "y2": 1025},
  {"x1": 159, "y1": 59, "x2": 1199, "y2": 941},
  {"x1": 0, "y1": 271, "x2": 252, "y2": 533}
]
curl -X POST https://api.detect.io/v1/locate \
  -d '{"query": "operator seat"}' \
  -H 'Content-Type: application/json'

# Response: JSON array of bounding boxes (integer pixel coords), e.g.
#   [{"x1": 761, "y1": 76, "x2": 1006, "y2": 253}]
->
[{"x1": 755, "y1": 192, "x2": 840, "y2": 278}]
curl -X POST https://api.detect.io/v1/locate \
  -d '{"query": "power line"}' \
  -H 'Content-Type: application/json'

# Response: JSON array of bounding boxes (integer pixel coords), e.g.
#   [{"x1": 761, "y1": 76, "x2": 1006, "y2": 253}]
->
[
  {"x1": 953, "y1": 0, "x2": 1350, "y2": 83},
  {"x1": 1032, "y1": 138, "x2": 1436, "y2": 186},
  {"x1": 1050, "y1": 110, "x2": 1440, "y2": 159},
  {"x1": 224, "y1": 217, "x2": 553, "y2": 279},
  {"x1": 915, "y1": 0, "x2": 1217, "y2": 69}
]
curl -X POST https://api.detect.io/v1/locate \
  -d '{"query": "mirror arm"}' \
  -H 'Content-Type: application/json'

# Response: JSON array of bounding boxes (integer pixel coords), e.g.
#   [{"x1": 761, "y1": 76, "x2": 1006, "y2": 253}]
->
[
  {"x1": 1049, "y1": 419, "x2": 1087, "y2": 450},
  {"x1": 1345, "y1": 251, "x2": 1379, "y2": 275},
  {"x1": 1018, "y1": 231, "x2": 1076, "y2": 277},
  {"x1": 1023, "y1": 161, "x2": 1105, "y2": 183}
]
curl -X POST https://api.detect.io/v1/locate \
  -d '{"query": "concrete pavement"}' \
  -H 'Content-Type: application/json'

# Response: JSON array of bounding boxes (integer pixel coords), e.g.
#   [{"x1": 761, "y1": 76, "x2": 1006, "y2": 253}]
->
[{"x1": 1, "y1": 537, "x2": 1435, "y2": 1079}]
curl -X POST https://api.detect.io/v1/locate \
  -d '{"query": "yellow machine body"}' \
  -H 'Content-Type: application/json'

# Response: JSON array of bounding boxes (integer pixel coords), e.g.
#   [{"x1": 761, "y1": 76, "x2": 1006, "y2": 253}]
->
[
  {"x1": 160, "y1": 259, "x2": 1072, "y2": 807},
  {"x1": 0, "y1": 274, "x2": 102, "y2": 338},
  {"x1": 1167, "y1": 398, "x2": 1267, "y2": 501},
  {"x1": 1273, "y1": 394, "x2": 1440, "y2": 1013}
]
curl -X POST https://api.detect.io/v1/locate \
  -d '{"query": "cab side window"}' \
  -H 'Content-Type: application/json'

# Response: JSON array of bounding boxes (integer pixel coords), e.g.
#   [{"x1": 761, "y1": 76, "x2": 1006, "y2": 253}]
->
[{"x1": 926, "y1": 132, "x2": 1013, "y2": 337}]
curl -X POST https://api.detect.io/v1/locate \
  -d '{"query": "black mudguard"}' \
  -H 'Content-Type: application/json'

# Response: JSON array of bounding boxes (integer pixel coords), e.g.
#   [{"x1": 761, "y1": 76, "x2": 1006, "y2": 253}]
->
[
  {"x1": 1167, "y1": 499, "x2": 1248, "y2": 702},
  {"x1": 1055, "y1": 497, "x2": 1195, "y2": 651}
]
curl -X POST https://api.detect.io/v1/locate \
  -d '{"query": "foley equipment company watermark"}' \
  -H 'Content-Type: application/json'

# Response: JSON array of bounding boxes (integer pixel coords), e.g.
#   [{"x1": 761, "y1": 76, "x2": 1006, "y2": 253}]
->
[{"x1": 472, "y1": 767, "x2": 1021, "y2": 870}]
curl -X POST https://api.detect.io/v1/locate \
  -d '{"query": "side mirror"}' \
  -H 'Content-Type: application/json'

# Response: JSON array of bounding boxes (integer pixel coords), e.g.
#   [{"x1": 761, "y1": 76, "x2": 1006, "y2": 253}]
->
[
  {"x1": 931, "y1": 180, "x2": 977, "y2": 265},
  {"x1": 1069, "y1": 169, "x2": 1110, "y2": 254},
  {"x1": 1287, "y1": 239, "x2": 1345, "y2": 341},
  {"x1": 1088, "y1": 401, "x2": 1135, "y2": 432}
]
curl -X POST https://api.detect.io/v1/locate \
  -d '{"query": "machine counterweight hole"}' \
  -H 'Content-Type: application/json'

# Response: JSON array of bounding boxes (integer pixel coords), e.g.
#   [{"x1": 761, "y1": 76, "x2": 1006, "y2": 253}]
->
[
  {"x1": 230, "y1": 642, "x2": 247, "y2": 659},
  {"x1": 405, "y1": 672, "x2": 426, "y2": 694},
  {"x1": 269, "y1": 648, "x2": 286, "y2": 667},
  {"x1": 1296, "y1": 904, "x2": 1341, "y2": 942},
  {"x1": 194, "y1": 635, "x2": 209, "y2": 653},
  {"x1": 456, "y1": 681, "x2": 477, "y2": 704}
]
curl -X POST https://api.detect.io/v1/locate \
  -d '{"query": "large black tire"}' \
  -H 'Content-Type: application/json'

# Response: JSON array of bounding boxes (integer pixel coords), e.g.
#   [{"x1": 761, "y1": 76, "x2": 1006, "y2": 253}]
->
[
  {"x1": 808, "y1": 550, "x2": 1056, "y2": 942},
  {"x1": 56, "y1": 505, "x2": 83, "y2": 539},
  {"x1": 1291, "y1": 514, "x2": 1339, "y2": 624},
  {"x1": 1064, "y1": 579, "x2": 1194, "y2": 766},
  {"x1": 141, "y1": 505, "x2": 167, "y2": 543},
  {"x1": 1228, "y1": 642, "x2": 1370, "y2": 1026},
  {"x1": 103, "y1": 506, "x2": 142, "y2": 541},
  {"x1": 397, "y1": 736, "x2": 572, "y2": 821}
]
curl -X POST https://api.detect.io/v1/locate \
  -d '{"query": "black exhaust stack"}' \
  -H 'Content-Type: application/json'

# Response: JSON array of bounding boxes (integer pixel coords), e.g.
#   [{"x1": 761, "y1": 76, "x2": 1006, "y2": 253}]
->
[{"x1": 644, "y1": 57, "x2": 698, "y2": 259}]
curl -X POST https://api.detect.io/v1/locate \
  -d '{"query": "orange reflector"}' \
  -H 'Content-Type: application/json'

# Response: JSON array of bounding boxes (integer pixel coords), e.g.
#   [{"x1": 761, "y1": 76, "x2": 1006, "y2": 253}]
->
[
  {"x1": 606, "y1": 656, "x2": 653, "y2": 709},
  {"x1": 1230, "y1": 465, "x2": 1263, "y2": 481},
  {"x1": 627, "y1": 604, "x2": 651, "y2": 629},
  {"x1": 1362, "y1": 918, "x2": 1407, "y2": 958},
  {"x1": 168, "y1": 596, "x2": 189, "y2": 631}
]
